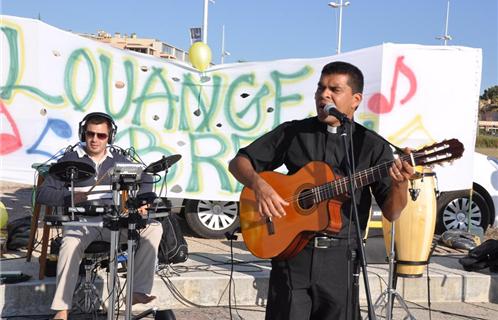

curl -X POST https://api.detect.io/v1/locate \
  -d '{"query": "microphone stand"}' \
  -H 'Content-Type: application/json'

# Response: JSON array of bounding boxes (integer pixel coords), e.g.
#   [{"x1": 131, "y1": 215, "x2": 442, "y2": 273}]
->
[
  {"x1": 339, "y1": 118, "x2": 377, "y2": 320},
  {"x1": 123, "y1": 181, "x2": 156, "y2": 320},
  {"x1": 67, "y1": 166, "x2": 77, "y2": 221},
  {"x1": 124, "y1": 187, "x2": 140, "y2": 320},
  {"x1": 107, "y1": 182, "x2": 122, "y2": 320}
]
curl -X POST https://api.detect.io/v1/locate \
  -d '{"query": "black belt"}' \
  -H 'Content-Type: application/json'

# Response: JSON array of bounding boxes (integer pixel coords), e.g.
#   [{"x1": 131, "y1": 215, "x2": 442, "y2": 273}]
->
[
  {"x1": 313, "y1": 237, "x2": 341, "y2": 248},
  {"x1": 310, "y1": 234, "x2": 355, "y2": 249}
]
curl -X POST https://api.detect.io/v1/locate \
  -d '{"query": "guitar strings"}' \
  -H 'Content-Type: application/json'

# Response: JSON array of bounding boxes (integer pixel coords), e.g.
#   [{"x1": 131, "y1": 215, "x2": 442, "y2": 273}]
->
[
  {"x1": 279, "y1": 152, "x2": 420, "y2": 205},
  {"x1": 277, "y1": 139, "x2": 459, "y2": 206}
]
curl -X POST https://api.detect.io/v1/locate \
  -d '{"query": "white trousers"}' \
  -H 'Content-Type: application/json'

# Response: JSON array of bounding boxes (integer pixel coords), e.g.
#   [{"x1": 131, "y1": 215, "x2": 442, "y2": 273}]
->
[{"x1": 51, "y1": 216, "x2": 163, "y2": 310}]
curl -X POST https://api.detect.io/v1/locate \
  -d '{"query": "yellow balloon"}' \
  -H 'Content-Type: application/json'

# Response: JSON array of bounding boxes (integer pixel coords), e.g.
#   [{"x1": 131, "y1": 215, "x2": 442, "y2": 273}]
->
[{"x1": 189, "y1": 42, "x2": 212, "y2": 72}]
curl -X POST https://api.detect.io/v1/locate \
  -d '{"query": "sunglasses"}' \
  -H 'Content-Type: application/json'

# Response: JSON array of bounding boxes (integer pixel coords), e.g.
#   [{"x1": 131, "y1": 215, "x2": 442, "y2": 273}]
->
[{"x1": 85, "y1": 130, "x2": 108, "y2": 140}]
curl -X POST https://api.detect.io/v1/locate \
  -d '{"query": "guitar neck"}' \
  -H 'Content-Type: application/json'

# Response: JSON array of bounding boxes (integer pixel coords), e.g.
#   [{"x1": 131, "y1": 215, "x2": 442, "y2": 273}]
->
[
  {"x1": 308, "y1": 138, "x2": 463, "y2": 205},
  {"x1": 314, "y1": 153, "x2": 415, "y2": 202}
]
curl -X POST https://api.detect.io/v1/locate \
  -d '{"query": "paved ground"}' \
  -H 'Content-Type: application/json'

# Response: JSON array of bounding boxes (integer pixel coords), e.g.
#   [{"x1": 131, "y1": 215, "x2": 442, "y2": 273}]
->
[
  {"x1": 3, "y1": 302, "x2": 498, "y2": 319},
  {"x1": 155, "y1": 302, "x2": 498, "y2": 320}
]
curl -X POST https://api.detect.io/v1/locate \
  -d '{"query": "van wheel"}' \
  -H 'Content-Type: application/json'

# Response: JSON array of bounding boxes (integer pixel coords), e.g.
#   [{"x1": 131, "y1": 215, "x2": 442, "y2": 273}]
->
[{"x1": 184, "y1": 199, "x2": 239, "y2": 239}]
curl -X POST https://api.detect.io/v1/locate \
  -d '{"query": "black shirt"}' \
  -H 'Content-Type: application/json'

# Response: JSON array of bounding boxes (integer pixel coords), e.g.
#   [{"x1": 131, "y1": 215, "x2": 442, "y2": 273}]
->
[{"x1": 237, "y1": 116, "x2": 394, "y2": 235}]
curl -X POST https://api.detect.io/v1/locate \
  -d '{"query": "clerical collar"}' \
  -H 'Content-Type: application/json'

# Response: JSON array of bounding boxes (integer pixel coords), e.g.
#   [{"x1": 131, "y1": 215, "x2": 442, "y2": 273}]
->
[{"x1": 327, "y1": 125, "x2": 339, "y2": 134}]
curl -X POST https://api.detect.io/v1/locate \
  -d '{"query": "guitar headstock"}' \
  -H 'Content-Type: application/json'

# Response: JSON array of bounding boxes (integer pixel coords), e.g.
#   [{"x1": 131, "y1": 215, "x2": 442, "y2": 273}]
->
[{"x1": 413, "y1": 138, "x2": 464, "y2": 167}]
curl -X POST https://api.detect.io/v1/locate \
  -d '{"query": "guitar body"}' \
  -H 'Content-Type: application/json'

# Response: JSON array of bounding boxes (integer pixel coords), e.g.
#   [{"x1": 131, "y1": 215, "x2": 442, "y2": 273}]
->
[{"x1": 240, "y1": 161, "x2": 341, "y2": 260}]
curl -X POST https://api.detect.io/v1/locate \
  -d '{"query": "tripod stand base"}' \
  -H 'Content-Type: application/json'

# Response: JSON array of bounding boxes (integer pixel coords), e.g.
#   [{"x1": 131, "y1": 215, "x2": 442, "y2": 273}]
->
[
  {"x1": 372, "y1": 289, "x2": 416, "y2": 320},
  {"x1": 371, "y1": 219, "x2": 416, "y2": 320}
]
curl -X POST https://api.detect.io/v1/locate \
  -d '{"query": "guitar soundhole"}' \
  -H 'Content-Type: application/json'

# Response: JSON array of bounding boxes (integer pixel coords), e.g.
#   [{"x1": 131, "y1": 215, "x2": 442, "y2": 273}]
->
[{"x1": 298, "y1": 189, "x2": 315, "y2": 210}]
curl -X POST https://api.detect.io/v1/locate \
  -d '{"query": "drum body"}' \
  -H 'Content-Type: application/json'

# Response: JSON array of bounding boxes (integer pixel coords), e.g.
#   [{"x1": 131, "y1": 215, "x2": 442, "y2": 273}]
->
[{"x1": 382, "y1": 171, "x2": 437, "y2": 277}]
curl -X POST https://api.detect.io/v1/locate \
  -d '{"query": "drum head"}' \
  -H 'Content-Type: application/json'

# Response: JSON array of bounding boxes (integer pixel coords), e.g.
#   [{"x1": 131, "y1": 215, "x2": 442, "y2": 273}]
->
[{"x1": 49, "y1": 161, "x2": 95, "y2": 182}]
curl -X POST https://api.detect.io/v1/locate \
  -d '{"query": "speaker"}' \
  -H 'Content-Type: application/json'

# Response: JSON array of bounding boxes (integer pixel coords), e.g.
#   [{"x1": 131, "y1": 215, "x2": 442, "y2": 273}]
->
[{"x1": 78, "y1": 112, "x2": 117, "y2": 144}]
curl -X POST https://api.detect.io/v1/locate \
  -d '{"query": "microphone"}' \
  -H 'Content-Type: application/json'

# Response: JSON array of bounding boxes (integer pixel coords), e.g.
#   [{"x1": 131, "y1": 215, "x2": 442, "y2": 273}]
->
[{"x1": 324, "y1": 104, "x2": 350, "y2": 124}]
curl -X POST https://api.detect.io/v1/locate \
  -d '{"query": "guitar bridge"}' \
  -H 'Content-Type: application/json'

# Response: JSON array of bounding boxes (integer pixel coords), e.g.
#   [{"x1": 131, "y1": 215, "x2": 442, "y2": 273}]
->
[{"x1": 266, "y1": 217, "x2": 275, "y2": 235}]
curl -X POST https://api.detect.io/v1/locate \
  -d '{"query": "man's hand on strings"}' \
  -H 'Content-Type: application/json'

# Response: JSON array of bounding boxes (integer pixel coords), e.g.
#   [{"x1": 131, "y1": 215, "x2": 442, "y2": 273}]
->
[{"x1": 252, "y1": 176, "x2": 289, "y2": 219}]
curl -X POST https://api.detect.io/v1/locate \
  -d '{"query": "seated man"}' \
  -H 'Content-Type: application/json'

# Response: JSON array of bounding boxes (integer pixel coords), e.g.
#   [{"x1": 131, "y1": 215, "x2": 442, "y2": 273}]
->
[{"x1": 37, "y1": 112, "x2": 163, "y2": 320}]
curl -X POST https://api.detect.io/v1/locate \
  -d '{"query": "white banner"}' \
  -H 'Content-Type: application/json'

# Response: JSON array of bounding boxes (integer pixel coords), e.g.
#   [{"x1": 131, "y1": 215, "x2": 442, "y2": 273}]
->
[{"x1": 0, "y1": 16, "x2": 481, "y2": 201}]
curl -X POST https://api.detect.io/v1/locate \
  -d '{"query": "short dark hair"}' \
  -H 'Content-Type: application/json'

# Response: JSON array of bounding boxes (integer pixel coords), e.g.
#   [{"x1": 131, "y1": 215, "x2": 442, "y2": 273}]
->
[
  {"x1": 85, "y1": 114, "x2": 111, "y2": 129},
  {"x1": 321, "y1": 61, "x2": 364, "y2": 94}
]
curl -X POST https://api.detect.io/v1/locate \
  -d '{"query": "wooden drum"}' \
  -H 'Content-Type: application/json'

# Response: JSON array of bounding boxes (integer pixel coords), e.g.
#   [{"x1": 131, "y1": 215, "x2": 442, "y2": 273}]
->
[{"x1": 382, "y1": 170, "x2": 437, "y2": 277}]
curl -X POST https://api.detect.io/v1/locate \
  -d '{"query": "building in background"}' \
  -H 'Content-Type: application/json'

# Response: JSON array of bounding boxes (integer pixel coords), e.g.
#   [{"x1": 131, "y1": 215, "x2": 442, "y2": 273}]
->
[{"x1": 78, "y1": 30, "x2": 190, "y2": 63}]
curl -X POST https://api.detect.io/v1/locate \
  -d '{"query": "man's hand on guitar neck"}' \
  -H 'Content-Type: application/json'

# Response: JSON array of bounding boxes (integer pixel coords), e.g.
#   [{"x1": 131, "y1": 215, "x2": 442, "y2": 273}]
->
[
  {"x1": 388, "y1": 147, "x2": 415, "y2": 184},
  {"x1": 251, "y1": 175, "x2": 289, "y2": 219}
]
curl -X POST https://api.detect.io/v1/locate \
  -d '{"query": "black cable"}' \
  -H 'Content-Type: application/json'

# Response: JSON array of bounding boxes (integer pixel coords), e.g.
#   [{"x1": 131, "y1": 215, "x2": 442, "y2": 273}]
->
[
  {"x1": 427, "y1": 263, "x2": 432, "y2": 320},
  {"x1": 228, "y1": 236, "x2": 234, "y2": 320},
  {"x1": 156, "y1": 252, "x2": 265, "y2": 274},
  {"x1": 151, "y1": 173, "x2": 162, "y2": 184},
  {"x1": 127, "y1": 146, "x2": 147, "y2": 166},
  {"x1": 115, "y1": 276, "x2": 127, "y2": 320},
  {"x1": 427, "y1": 237, "x2": 440, "y2": 320}
]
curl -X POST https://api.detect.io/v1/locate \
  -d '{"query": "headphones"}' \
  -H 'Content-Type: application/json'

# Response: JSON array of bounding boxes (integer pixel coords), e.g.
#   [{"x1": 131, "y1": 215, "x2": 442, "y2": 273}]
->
[{"x1": 78, "y1": 112, "x2": 117, "y2": 144}]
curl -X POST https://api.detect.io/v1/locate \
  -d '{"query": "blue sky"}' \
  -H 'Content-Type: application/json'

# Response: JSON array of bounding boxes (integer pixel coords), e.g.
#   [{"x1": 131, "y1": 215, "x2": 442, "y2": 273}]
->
[{"x1": 2, "y1": 0, "x2": 497, "y2": 93}]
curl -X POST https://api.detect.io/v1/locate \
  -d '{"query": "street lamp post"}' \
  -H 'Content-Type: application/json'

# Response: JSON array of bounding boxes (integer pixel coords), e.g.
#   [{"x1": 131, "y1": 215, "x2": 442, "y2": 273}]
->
[
  {"x1": 328, "y1": 1, "x2": 351, "y2": 54},
  {"x1": 221, "y1": 24, "x2": 231, "y2": 64},
  {"x1": 202, "y1": 0, "x2": 215, "y2": 44},
  {"x1": 436, "y1": 0, "x2": 452, "y2": 45}
]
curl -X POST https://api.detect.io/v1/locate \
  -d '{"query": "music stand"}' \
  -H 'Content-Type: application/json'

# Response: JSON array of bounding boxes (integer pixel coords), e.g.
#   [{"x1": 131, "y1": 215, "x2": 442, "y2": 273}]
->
[{"x1": 372, "y1": 221, "x2": 416, "y2": 320}]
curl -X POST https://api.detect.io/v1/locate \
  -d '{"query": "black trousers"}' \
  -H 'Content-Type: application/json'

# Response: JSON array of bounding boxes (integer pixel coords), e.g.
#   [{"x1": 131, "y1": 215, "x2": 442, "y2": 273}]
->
[{"x1": 265, "y1": 239, "x2": 359, "y2": 320}]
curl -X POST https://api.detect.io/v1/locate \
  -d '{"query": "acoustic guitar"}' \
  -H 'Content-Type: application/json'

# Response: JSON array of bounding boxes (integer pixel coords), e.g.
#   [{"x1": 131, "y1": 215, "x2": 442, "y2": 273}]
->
[{"x1": 239, "y1": 139, "x2": 464, "y2": 260}]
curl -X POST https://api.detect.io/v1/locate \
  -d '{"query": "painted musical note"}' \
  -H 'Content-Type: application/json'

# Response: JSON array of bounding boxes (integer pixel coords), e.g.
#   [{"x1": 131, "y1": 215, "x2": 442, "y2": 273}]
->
[
  {"x1": 0, "y1": 100, "x2": 22, "y2": 155},
  {"x1": 387, "y1": 114, "x2": 436, "y2": 148},
  {"x1": 368, "y1": 56, "x2": 417, "y2": 114},
  {"x1": 27, "y1": 118, "x2": 72, "y2": 157}
]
